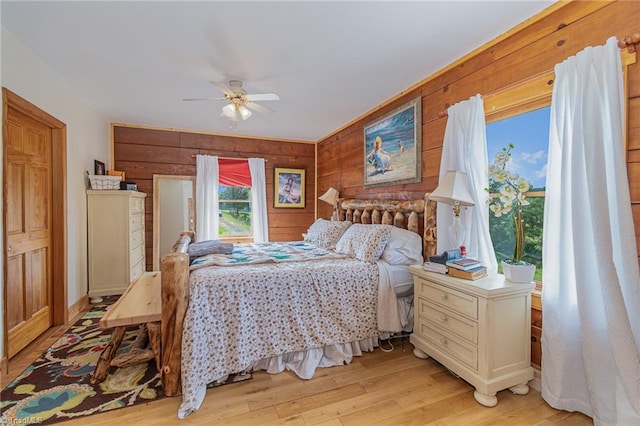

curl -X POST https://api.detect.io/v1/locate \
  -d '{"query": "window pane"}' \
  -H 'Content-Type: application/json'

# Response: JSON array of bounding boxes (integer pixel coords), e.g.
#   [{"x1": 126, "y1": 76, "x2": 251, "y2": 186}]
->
[
  {"x1": 487, "y1": 107, "x2": 549, "y2": 190},
  {"x1": 487, "y1": 106, "x2": 549, "y2": 281},
  {"x1": 489, "y1": 197, "x2": 544, "y2": 281},
  {"x1": 219, "y1": 185, "x2": 252, "y2": 236},
  {"x1": 219, "y1": 185, "x2": 251, "y2": 201}
]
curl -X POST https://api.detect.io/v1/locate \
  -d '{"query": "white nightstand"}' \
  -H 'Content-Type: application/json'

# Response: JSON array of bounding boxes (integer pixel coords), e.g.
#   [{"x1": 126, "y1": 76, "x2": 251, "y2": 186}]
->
[{"x1": 409, "y1": 265, "x2": 534, "y2": 407}]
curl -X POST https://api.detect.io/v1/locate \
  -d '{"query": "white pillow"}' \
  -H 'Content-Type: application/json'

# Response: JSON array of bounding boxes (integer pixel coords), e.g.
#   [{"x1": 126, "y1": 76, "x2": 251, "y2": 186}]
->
[
  {"x1": 380, "y1": 227, "x2": 423, "y2": 265},
  {"x1": 335, "y1": 224, "x2": 393, "y2": 263},
  {"x1": 304, "y1": 219, "x2": 352, "y2": 250}
]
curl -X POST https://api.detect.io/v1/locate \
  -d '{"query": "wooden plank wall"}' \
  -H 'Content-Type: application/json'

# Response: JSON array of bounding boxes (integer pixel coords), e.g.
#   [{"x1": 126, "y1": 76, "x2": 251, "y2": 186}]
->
[
  {"x1": 317, "y1": 0, "x2": 640, "y2": 262},
  {"x1": 112, "y1": 126, "x2": 315, "y2": 271}
]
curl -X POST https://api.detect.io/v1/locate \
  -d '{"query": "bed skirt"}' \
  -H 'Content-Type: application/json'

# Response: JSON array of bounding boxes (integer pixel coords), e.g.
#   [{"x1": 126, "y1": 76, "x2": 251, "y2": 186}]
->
[{"x1": 177, "y1": 336, "x2": 380, "y2": 419}]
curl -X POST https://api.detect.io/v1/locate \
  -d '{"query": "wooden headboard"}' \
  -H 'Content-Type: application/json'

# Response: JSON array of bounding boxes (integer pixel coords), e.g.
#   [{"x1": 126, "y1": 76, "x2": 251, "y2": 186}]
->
[{"x1": 336, "y1": 193, "x2": 437, "y2": 258}]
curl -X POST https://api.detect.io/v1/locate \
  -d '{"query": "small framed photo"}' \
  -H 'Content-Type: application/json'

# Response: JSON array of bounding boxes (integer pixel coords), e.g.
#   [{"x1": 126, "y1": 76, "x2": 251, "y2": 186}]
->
[
  {"x1": 94, "y1": 160, "x2": 106, "y2": 175},
  {"x1": 274, "y1": 167, "x2": 305, "y2": 208}
]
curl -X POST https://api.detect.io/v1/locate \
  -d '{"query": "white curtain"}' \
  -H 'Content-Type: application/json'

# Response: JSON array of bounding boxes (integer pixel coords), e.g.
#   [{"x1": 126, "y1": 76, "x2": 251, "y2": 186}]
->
[
  {"x1": 248, "y1": 158, "x2": 269, "y2": 242},
  {"x1": 542, "y1": 37, "x2": 640, "y2": 424},
  {"x1": 195, "y1": 154, "x2": 219, "y2": 242},
  {"x1": 438, "y1": 94, "x2": 497, "y2": 274}
]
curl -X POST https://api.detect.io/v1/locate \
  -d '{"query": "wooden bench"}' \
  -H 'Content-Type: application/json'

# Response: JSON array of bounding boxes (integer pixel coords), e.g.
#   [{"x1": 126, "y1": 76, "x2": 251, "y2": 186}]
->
[{"x1": 91, "y1": 271, "x2": 162, "y2": 383}]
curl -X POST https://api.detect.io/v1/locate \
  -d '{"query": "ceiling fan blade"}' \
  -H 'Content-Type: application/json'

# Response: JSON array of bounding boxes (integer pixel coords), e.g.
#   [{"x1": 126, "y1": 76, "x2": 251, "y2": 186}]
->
[
  {"x1": 210, "y1": 81, "x2": 235, "y2": 97},
  {"x1": 245, "y1": 93, "x2": 280, "y2": 102},
  {"x1": 245, "y1": 102, "x2": 274, "y2": 114},
  {"x1": 182, "y1": 97, "x2": 225, "y2": 101}
]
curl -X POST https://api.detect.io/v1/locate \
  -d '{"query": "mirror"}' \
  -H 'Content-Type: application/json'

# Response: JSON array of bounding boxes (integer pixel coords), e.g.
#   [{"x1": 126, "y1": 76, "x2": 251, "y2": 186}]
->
[{"x1": 153, "y1": 175, "x2": 195, "y2": 270}]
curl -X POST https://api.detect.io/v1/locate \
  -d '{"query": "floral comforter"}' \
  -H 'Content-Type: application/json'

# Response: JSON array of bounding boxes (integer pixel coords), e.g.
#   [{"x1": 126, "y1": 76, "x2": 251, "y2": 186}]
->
[
  {"x1": 178, "y1": 243, "x2": 381, "y2": 417},
  {"x1": 189, "y1": 241, "x2": 347, "y2": 269}
]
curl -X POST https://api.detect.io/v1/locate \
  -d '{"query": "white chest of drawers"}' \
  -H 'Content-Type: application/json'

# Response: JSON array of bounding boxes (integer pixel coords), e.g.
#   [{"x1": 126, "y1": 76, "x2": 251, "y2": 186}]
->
[
  {"x1": 409, "y1": 265, "x2": 534, "y2": 407},
  {"x1": 87, "y1": 190, "x2": 146, "y2": 301}
]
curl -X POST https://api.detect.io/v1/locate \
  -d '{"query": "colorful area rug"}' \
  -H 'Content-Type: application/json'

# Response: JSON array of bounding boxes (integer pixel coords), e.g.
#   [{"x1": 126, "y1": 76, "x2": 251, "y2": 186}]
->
[{"x1": 1, "y1": 297, "x2": 251, "y2": 425}]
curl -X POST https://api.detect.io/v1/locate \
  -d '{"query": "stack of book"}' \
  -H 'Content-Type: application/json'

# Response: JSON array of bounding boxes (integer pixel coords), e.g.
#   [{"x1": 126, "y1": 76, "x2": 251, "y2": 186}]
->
[
  {"x1": 422, "y1": 262, "x2": 448, "y2": 274},
  {"x1": 445, "y1": 257, "x2": 488, "y2": 280}
]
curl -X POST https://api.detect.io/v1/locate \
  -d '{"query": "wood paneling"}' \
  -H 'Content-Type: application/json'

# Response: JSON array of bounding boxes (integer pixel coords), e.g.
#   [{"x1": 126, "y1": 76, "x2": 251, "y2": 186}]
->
[
  {"x1": 318, "y1": 1, "x2": 640, "y2": 201},
  {"x1": 113, "y1": 125, "x2": 315, "y2": 271},
  {"x1": 630, "y1": 98, "x2": 640, "y2": 151}
]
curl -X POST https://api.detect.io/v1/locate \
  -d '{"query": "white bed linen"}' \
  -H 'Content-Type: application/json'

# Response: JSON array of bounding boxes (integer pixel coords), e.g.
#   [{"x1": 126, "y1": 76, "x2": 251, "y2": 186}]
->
[
  {"x1": 385, "y1": 262, "x2": 415, "y2": 298},
  {"x1": 178, "y1": 257, "x2": 388, "y2": 418}
]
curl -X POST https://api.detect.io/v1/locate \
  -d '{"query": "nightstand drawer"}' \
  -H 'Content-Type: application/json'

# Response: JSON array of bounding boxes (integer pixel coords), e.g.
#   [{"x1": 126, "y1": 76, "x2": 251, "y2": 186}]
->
[
  {"x1": 417, "y1": 278, "x2": 478, "y2": 319},
  {"x1": 418, "y1": 320, "x2": 478, "y2": 370},
  {"x1": 418, "y1": 298, "x2": 478, "y2": 344}
]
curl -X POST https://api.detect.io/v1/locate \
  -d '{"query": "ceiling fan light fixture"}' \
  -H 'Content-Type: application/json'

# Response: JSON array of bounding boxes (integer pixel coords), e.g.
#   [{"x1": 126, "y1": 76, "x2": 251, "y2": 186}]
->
[
  {"x1": 238, "y1": 106, "x2": 252, "y2": 120},
  {"x1": 222, "y1": 103, "x2": 236, "y2": 118}
]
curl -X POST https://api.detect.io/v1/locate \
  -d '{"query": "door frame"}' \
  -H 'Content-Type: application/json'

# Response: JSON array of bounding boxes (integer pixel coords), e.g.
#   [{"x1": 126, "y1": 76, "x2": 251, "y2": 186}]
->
[{"x1": 2, "y1": 88, "x2": 67, "y2": 365}]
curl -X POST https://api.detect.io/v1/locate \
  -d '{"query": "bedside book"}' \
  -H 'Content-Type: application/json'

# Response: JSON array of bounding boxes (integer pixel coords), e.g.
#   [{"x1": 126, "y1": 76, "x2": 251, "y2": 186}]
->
[
  {"x1": 446, "y1": 257, "x2": 482, "y2": 271},
  {"x1": 423, "y1": 262, "x2": 448, "y2": 274},
  {"x1": 448, "y1": 265, "x2": 488, "y2": 280}
]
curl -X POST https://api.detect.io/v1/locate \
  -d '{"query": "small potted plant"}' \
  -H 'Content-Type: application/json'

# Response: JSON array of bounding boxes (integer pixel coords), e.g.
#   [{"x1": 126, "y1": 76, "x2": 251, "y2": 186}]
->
[{"x1": 487, "y1": 143, "x2": 536, "y2": 283}]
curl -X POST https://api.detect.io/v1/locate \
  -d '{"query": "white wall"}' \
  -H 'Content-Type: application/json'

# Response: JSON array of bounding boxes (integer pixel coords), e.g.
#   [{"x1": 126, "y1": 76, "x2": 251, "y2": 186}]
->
[{"x1": 1, "y1": 27, "x2": 110, "y2": 355}]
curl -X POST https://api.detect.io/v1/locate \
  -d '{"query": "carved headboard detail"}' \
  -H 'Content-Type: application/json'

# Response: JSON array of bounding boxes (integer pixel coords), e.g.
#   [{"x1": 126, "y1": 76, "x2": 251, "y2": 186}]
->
[{"x1": 336, "y1": 193, "x2": 437, "y2": 258}]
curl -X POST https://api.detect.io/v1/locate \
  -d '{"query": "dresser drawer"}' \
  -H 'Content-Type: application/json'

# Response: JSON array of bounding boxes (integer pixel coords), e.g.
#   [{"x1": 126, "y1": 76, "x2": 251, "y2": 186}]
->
[
  {"x1": 130, "y1": 212, "x2": 144, "y2": 229},
  {"x1": 130, "y1": 228, "x2": 144, "y2": 249},
  {"x1": 418, "y1": 320, "x2": 478, "y2": 370},
  {"x1": 130, "y1": 240, "x2": 145, "y2": 265},
  {"x1": 417, "y1": 278, "x2": 478, "y2": 319},
  {"x1": 130, "y1": 196, "x2": 145, "y2": 213},
  {"x1": 418, "y1": 298, "x2": 478, "y2": 344},
  {"x1": 130, "y1": 258, "x2": 144, "y2": 283}
]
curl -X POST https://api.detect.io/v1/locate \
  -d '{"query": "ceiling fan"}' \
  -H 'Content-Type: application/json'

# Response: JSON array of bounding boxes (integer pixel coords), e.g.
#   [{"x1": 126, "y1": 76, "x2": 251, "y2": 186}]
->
[{"x1": 183, "y1": 80, "x2": 280, "y2": 123}]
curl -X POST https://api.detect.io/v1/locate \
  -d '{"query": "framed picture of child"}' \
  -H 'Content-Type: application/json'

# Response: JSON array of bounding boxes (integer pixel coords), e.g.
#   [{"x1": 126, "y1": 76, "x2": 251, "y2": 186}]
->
[
  {"x1": 363, "y1": 97, "x2": 421, "y2": 188},
  {"x1": 274, "y1": 167, "x2": 305, "y2": 208}
]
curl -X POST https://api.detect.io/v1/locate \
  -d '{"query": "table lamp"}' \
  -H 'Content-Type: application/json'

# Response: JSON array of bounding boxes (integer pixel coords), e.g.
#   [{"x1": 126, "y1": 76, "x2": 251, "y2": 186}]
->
[
  {"x1": 429, "y1": 171, "x2": 475, "y2": 248},
  {"x1": 318, "y1": 187, "x2": 340, "y2": 221}
]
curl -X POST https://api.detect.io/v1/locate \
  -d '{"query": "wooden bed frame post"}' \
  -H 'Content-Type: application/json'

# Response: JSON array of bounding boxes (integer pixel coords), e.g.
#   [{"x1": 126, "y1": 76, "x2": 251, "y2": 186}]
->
[
  {"x1": 424, "y1": 196, "x2": 437, "y2": 259},
  {"x1": 160, "y1": 232, "x2": 193, "y2": 397}
]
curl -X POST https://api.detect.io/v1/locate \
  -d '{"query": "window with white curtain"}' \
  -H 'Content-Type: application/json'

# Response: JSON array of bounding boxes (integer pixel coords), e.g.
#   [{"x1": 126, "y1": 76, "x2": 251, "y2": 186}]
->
[
  {"x1": 218, "y1": 185, "x2": 252, "y2": 237},
  {"x1": 486, "y1": 106, "x2": 549, "y2": 283}
]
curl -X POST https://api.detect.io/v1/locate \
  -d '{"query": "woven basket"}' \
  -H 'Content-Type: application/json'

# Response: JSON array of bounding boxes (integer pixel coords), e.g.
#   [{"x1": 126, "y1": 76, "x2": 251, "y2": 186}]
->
[{"x1": 88, "y1": 175, "x2": 122, "y2": 190}]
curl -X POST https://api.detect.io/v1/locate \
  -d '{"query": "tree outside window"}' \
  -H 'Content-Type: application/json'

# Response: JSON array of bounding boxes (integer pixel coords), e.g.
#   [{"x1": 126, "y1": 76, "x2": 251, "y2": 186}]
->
[
  {"x1": 218, "y1": 185, "x2": 252, "y2": 237},
  {"x1": 486, "y1": 106, "x2": 549, "y2": 281}
]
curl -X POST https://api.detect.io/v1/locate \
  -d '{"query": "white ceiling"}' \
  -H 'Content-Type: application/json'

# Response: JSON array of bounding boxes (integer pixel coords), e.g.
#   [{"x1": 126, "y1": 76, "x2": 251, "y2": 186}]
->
[{"x1": 2, "y1": 1, "x2": 555, "y2": 142}]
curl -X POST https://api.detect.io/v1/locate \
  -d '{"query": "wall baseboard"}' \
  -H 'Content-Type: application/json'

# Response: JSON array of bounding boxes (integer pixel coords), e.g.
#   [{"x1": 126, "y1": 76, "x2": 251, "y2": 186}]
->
[
  {"x1": 67, "y1": 295, "x2": 90, "y2": 320},
  {"x1": 1, "y1": 355, "x2": 8, "y2": 375}
]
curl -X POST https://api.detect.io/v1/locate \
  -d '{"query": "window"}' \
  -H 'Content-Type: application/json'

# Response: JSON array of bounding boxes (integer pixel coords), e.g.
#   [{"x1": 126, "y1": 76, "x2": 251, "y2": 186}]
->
[
  {"x1": 218, "y1": 185, "x2": 252, "y2": 237},
  {"x1": 486, "y1": 106, "x2": 549, "y2": 282}
]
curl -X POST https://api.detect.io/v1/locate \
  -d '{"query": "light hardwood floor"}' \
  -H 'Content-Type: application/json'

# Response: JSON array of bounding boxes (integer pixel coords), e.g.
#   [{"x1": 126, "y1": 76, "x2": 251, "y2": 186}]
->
[{"x1": 2, "y1": 312, "x2": 593, "y2": 425}]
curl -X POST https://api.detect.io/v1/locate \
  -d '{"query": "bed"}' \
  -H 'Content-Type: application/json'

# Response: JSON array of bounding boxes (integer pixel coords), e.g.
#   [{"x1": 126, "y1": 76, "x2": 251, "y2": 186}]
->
[{"x1": 159, "y1": 195, "x2": 437, "y2": 418}]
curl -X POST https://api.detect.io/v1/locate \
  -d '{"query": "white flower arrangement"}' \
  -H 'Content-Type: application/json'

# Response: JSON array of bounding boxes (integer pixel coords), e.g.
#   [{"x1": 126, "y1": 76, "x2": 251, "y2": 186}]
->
[{"x1": 487, "y1": 143, "x2": 531, "y2": 263}]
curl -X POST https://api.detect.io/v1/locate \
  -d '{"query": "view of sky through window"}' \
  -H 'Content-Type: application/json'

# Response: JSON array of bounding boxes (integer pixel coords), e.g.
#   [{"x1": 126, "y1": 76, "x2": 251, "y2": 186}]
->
[{"x1": 486, "y1": 106, "x2": 550, "y2": 190}]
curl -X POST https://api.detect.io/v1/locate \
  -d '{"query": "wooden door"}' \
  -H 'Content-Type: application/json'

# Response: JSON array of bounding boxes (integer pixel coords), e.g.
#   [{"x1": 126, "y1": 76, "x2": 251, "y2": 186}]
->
[{"x1": 4, "y1": 103, "x2": 53, "y2": 358}]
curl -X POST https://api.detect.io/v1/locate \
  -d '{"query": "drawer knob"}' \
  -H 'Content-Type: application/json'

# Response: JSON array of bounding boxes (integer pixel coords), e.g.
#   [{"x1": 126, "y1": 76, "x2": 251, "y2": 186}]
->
[
  {"x1": 531, "y1": 336, "x2": 538, "y2": 343},
  {"x1": 440, "y1": 337, "x2": 448, "y2": 346},
  {"x1": 440, "y1": 293, "x2": 448, "y2": 300},
  {"x1": 440, "y1": 315, "x2": 448, "y2": 322}
]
